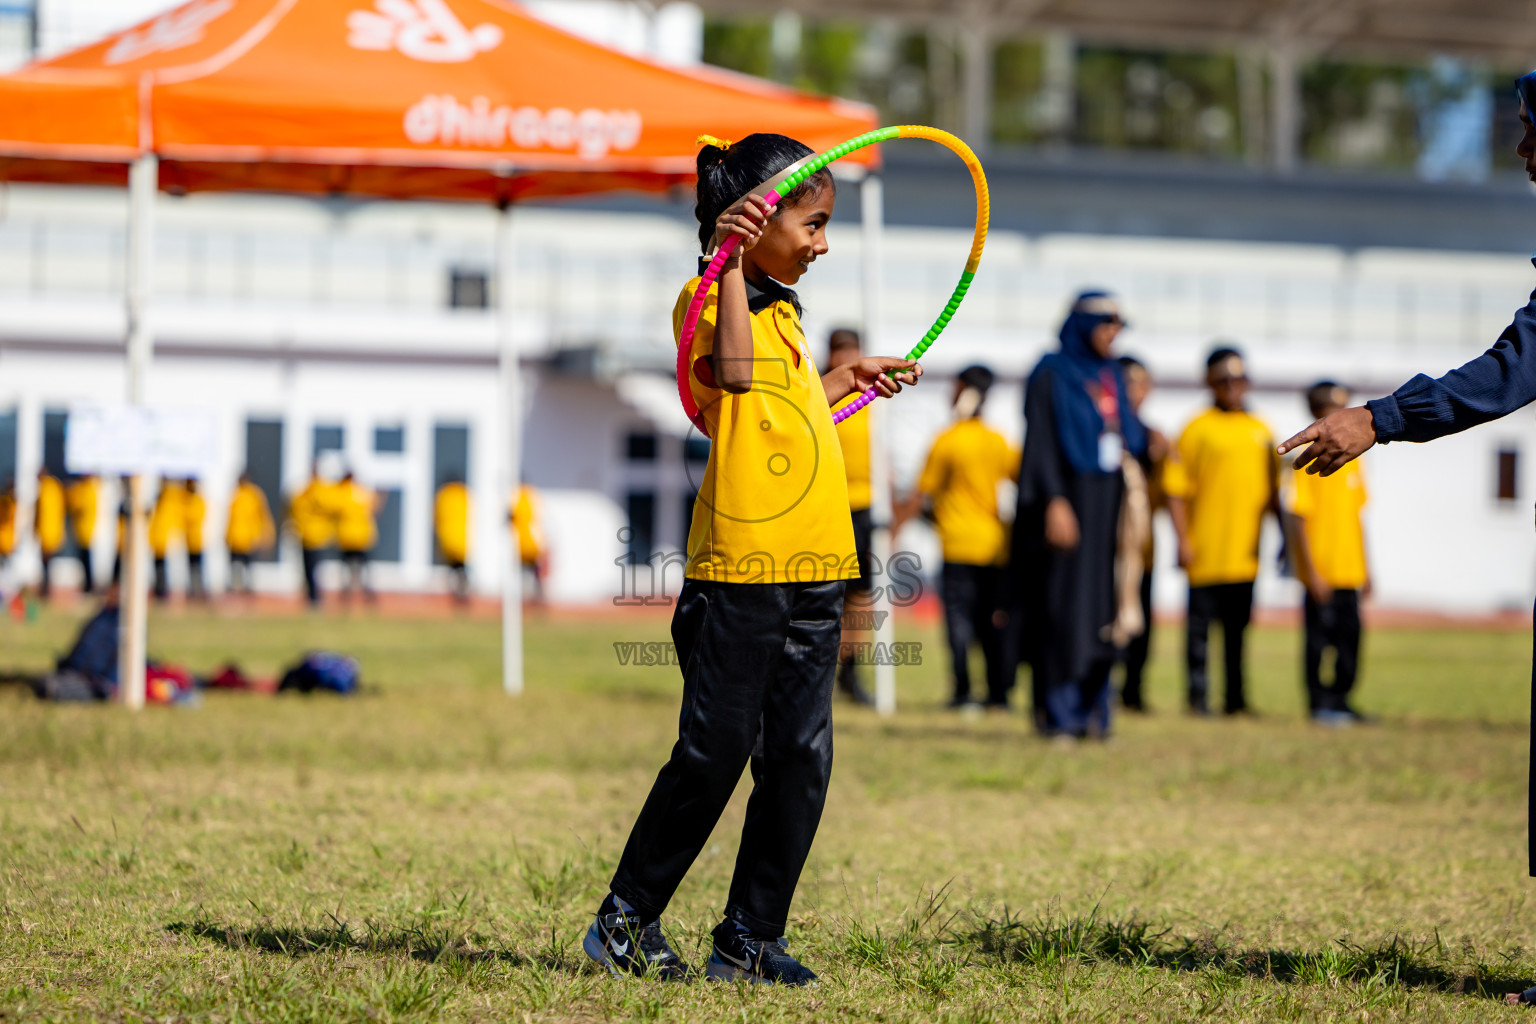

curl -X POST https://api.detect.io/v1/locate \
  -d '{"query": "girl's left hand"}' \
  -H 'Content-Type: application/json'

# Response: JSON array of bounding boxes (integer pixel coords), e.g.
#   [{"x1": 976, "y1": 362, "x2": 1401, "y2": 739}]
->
[{"x1": 851, "y1": 358, "x2": 922, "y2": 398}]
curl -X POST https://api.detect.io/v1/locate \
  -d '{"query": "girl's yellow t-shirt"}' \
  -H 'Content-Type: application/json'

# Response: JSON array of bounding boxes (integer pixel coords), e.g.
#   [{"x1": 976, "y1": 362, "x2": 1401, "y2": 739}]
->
[
  {"x1": 34, "y1": 474, "x2": 66, "y2": 554},
  {"x1": 225, "y1": 482, "x2": 274, "y2": 554},
  {"x1": 66, "y1": 477, "x2": 98, "y2": 547},
  {"x1": 148, "y1": 483, "x2": 185, "y2": 558},
  {"x1": 434, "y1": 482, "x2": 470, "y2": 564},
  {"x1": 674, "y1": 276, "x2": 858, "y2": 584}
]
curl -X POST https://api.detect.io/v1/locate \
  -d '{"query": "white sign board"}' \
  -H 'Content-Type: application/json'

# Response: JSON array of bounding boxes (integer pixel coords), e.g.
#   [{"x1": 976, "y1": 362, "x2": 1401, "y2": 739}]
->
[{"x1": 66, "y1": 403, "x2": 218, "y2": 477}]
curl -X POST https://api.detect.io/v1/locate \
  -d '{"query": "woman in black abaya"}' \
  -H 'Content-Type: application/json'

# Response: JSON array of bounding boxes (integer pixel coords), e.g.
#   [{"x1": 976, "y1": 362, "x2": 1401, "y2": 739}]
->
[{"x1": 1013, "y1": 292, "x2": 1146, "y2": 738}]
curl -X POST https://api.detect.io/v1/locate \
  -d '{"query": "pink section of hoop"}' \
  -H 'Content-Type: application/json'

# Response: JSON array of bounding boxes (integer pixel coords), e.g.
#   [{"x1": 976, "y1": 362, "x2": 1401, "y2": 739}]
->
[
  {"x1": 831, "y1": 386, "x2": 878, "y2": 424},
  {"x1": 675, "y1": 188, "x2": 785, "y2": 437}
]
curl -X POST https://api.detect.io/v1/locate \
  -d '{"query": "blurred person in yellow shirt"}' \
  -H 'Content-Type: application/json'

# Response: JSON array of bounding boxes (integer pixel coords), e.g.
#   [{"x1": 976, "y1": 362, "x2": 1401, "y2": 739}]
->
[
  {"x1": 34, "y1": 468, "x2": 66, "y2": 601},
  {"x1": 336, "y1": 470, "x2": 380, "y2": 603},
  {"x1": 1285, "y1": 381, "x2": 1371, "y2": 726},
  {"x1": 182, "y1": 478, "x2": 207, "y2": 601},
  {"x1": 225, "y1": 470, "x2": 275, "y2": 595},
  {"x1": 148, "y1": 478, "x2": 186, "y2": 601},
  {"x1": 904, "y1": 365, "x2": 1018, "y2": 709},
  {"x1": 511, "y1": 482, "x2": 545, "y2": 605},
  {"x1": 65, "y1": 474, "x2": 99, "y2": 595},
  {"x1": 1164, "y1": 347, "x2": 1281, "y2": 716},
  {"x1": 0, "y1": 479, "x2": 17, "y2": 591},
  {"x1": 290, "y1": 463, "x2": 338, "y2": 608},
  {"x1": 827, "y1": 328, "x2": 876, "y2": 706},
  {"x1": 435, "y1": 476, "x2": 470, "y2": 603}
]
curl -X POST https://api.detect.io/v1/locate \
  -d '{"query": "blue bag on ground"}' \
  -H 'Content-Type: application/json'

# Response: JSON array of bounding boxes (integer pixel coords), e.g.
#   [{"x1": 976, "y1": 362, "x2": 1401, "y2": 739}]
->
[
  {"x1": 278, "y1": 652, "x2": 360, "y2": 695},
  {"x1": 37, "y1": 604, "x2": 120, "y2": 700}
]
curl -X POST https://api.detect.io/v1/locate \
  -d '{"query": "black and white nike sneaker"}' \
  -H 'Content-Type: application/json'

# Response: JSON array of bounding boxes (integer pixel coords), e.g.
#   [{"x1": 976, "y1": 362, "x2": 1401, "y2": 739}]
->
[
  {"x1": 704, "y1": 918, "x2": 818, "y2": 986},
  {"x1": 582, "y1": 893, "x2": 695, "y2": 981}
]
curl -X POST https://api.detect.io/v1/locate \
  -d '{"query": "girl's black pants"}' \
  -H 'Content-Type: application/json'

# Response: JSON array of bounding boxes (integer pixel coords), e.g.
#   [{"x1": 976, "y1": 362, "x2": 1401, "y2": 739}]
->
[{"x1": 611, "y1": 577, "x2": 844, "y2": 937}]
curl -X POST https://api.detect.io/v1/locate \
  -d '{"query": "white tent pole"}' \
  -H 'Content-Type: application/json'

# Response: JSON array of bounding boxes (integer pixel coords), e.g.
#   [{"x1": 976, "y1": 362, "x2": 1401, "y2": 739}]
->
[
  {"x1": 119, "y1": 153, "x2": 156, "y2": 712},
  {"x1": 496, "y1": 200, "x2": 524, "y2": 696},
  {"x1": 861, "y1": 172, "x2": 897, "y2": 717}
]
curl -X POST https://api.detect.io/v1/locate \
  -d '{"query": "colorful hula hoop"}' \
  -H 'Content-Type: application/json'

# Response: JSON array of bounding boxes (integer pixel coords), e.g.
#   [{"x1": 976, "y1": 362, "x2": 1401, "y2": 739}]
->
[{"x1": 676, "y1": 125, "x2": 990, "y2": 436}]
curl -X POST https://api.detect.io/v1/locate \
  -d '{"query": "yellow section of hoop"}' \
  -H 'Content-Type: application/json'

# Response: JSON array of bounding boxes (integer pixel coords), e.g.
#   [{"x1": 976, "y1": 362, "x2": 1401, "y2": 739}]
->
[{"x1": 893, "y1": 125, "x2": 989, "y2": 274}]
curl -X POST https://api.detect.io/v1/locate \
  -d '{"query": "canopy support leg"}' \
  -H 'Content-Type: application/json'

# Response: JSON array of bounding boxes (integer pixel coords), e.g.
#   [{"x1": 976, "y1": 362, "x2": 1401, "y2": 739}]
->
[
  {"x1": 861, "y1": 173, "x2": 897, "y2": 717},
  {"x1": 119, "y1": 153, "x2": 155, "y2": 712},
  {"x1": 497, "y1": 201, "x2": 524, "y2": 697}
]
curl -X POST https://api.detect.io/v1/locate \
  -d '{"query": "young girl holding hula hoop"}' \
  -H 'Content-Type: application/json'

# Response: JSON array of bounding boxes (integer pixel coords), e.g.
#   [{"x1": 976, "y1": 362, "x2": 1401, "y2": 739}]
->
[{"x1": 584, "y1": 133, "x2": 921, "y2": 985}]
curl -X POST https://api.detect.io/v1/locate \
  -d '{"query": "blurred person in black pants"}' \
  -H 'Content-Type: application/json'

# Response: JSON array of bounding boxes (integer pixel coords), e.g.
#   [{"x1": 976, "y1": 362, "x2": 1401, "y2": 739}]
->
[
  {"x1": 827, "y1": 328, "x2": 877, "y2": 706},
  {"x1": 898, "y1": 365, "x2": 1017, "y2": 709},
  {"x1": 1165, "y1": 349, "x2": 1280, "y2": 716}
]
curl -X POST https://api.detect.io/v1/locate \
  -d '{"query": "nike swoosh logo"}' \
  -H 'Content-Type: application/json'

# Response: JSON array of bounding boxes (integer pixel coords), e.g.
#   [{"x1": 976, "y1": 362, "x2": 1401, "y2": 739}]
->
[
  {"x1": 611, "y1": 938, "x2": 630, "y2": 957},
  {"x1": 718, "y1": 948, "x2": 754, "y2": 971}
]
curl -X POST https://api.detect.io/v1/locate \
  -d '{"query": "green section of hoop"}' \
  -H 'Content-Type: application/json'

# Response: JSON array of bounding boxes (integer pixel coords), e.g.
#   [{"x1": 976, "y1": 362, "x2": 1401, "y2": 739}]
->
[
  {"x1": 778, "y1": 126, "x2": 901, "y2": 195},
  {"x1": 905, "y1": 269, "x2": 975, "y2": 361}
]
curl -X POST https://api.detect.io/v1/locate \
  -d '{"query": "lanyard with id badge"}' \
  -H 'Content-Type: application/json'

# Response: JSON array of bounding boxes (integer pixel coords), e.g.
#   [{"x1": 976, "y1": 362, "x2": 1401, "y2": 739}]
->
[{"x1": 1096, "y1": 368, "x2": 1123, "y2": 472}]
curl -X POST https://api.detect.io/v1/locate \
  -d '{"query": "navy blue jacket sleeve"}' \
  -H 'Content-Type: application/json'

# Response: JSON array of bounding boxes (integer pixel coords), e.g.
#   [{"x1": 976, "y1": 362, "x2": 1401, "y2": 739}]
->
[{"x1": 1368, "y1": 280, "x2": 1536, "y2": 443}]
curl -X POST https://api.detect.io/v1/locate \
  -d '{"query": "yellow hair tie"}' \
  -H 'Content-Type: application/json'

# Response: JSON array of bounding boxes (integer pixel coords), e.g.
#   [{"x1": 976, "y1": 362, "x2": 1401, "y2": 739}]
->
[{"x1": 696, "y1": 134, "x2": 734, "y2": 151}]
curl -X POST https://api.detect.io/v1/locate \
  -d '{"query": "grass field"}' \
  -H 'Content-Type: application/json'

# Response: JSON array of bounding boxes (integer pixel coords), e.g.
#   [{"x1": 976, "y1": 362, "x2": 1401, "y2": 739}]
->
[{"x1": 3, "y1": 602, "x2": 1535, "y2": 1022}]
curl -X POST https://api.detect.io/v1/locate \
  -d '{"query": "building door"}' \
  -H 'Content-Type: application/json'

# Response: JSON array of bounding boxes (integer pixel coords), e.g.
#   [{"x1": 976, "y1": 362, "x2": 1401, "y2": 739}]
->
[{"x1": 244, "y1": 419, "x2": 284, "y2": 563}]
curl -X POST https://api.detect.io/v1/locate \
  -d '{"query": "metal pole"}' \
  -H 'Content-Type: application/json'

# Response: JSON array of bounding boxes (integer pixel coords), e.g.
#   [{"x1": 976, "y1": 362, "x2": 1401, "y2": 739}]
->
[
  {"x1": 119, "y1": 153, "x2": 156, "y2": 712},
  {"x1": 959, "y1": 18, "x2": 992, "y2": 154},
  {"x1": 862, "y1": 173, "x2": 897, "y2": 717},
  {"x1": 1268, "y1": 38, "x2": 1301, "y2": 175},
  {"x1": 1237, "y1": 46, "x2": 1266, "y2": 168},
  {"x1": 496, "y1": 201, "x2": 524, "y2": 696}
]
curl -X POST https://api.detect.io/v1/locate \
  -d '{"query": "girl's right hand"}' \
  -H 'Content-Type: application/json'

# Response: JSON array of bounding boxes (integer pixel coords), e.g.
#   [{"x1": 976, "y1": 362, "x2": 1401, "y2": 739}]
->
[{"x1": 711, "y1": 195, "x2": 773, "y2": 263}]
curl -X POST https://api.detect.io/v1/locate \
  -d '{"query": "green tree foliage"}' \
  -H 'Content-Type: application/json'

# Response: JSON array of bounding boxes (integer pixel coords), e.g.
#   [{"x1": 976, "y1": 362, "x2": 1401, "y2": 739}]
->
[
  {"x1": 991, "y1": 38, "x2": 1045, "y2": 143},
  {"x1": 701, "y1": 16, "x2": 1510, "y2": 176},
  {"x1": 1300, "y1": 61, "x2": 1420, "y2": 169},
  {"x1": 1074, "y1": 48, "x2": 1242, "y2": 155},
  {"x1": 701, "y1": 18, "x2": 771, "y2": 80}
]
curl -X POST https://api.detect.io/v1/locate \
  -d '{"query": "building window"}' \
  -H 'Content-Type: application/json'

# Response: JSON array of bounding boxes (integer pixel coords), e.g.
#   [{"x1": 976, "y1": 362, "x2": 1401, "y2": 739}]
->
[
  {"x1": 312, "y1": 424, "x2": 344, "y2": 458},
  {"x1": 449, "y1": 268, "x2": 489, "y2": 309},
  {"x1": 0, "y1": 408, "x2": 16, "y2": 487},
  {"x1": 1497, "y1": 447, "x2": 1519, "y2": 502},
  {"x1": 626, "y1": 432, "x2": 658, "y2": 462},
  {"x1": 684, "y1": 436, "x2": 710, "y2": 463},
  {"x1": 374, "y1": 425, "x2": 405, "y2": 453},
  {"x1": 626, "y1": 491, "x2": 655, "y2": 562}
]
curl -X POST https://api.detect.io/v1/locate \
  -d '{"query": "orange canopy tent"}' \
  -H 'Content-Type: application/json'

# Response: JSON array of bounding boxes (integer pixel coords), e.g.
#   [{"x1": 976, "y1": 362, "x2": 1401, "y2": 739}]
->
[
  {"x1": 0, "y1": 0, "x2": 878, "y2": 198},
  {"x1": 0, "y1": 0, "x2": 897, "y2": 710}
]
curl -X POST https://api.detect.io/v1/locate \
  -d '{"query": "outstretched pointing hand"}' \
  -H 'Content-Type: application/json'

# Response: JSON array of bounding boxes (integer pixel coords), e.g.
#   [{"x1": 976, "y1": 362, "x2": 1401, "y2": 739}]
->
[{"x1": 1277, "y1": 406, "x2": 1377, "y2": 476}]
